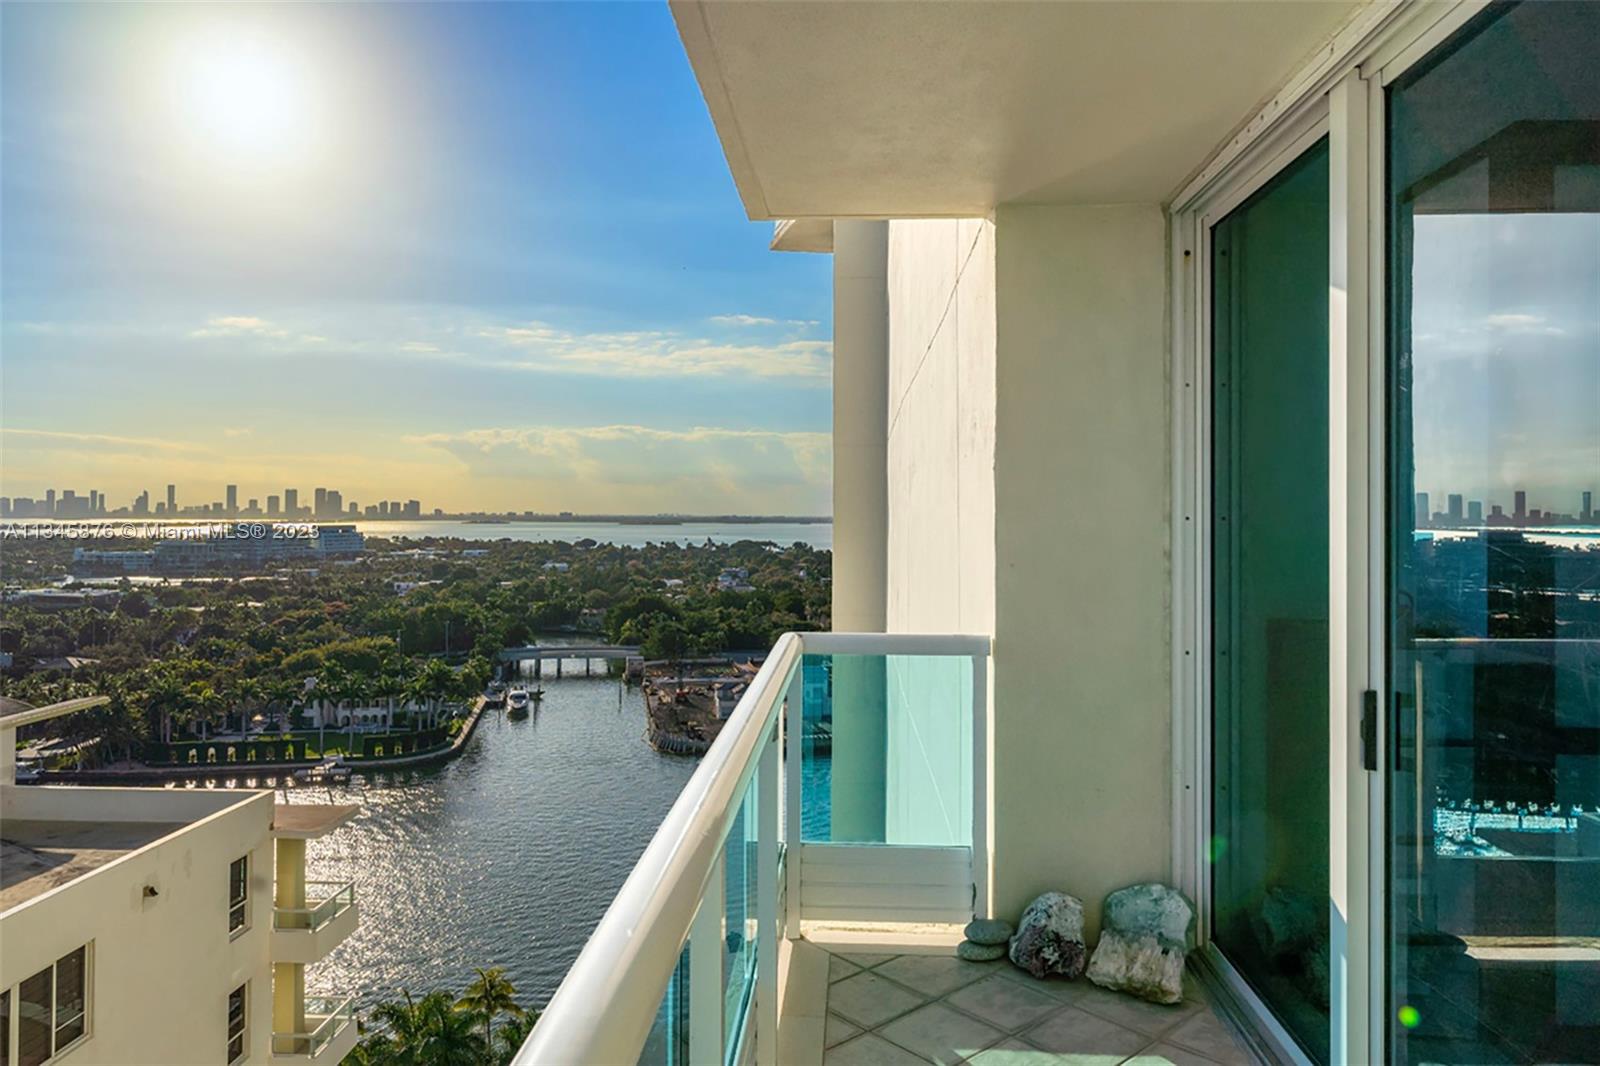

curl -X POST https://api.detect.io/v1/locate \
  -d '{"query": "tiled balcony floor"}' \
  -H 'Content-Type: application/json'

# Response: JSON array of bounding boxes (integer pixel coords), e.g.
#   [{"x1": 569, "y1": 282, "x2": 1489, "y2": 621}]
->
[{"x1": 812, "y1": 945, "x2": 1259, "y2": 1066}]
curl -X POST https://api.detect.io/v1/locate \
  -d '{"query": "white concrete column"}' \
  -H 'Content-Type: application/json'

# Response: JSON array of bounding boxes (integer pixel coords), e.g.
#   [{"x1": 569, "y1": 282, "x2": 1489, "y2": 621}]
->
[{"x1": 831, "y1": 220, "x2": 889, "y2": 633}]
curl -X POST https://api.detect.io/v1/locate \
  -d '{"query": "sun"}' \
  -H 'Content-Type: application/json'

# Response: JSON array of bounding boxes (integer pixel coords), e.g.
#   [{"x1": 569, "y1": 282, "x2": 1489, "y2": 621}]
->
[{"x1": 168, "y1": 27, "x2": 320, "y2": 174}]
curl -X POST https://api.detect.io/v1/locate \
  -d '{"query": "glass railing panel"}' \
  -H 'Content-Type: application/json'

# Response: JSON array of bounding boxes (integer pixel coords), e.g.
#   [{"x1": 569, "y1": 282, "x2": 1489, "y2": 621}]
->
[
  {"x1": 800, "y1": 652, "x2": 973, "y2": 846},
  {"x1": 272, "y1": 881, "x2": 355, "y2": 932},
  {"x1": 723, "y1": 774, "x2": 759, "y2": 1064},
  {"x1": 635, "y1": 945, "x2": 690, "y2": 1066}
]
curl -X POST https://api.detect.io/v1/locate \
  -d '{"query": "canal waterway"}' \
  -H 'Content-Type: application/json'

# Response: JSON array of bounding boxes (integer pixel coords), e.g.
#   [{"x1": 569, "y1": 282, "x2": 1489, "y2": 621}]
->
[{"x1": 278, "y1": 664, "x2": 696, "y2": 1012}]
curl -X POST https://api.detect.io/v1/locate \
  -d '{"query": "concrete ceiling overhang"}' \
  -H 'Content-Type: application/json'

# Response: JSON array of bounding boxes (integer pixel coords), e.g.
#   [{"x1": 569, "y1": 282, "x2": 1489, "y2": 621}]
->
[{"x1": 672, "y1": 0, "x2": 1364, "y2": 219}]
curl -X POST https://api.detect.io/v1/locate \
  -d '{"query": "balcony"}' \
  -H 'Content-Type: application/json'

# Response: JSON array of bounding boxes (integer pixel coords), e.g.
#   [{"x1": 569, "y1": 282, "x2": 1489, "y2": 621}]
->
[
  {"x1": 516, "y1": 632, "x2": 993, "y2": 1065},
  {"x1": 271, "y1": 881, "x2": 357, "y2": 964},
  {"x1": 517, "y1": 632, "x2": 1264, "y2": 1066},
  {"x1": 270, "y1": 995, "x2": 357, "y2": 1064}
]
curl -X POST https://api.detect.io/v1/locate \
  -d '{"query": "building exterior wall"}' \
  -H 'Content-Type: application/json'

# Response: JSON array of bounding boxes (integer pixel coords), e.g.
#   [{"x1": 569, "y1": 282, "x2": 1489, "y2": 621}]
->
[
  {"x1": 0, "y1": 788, "x2": 277, "y2": 1065},
  {"x1": 831, "y1": 220, "x2": 890, "y2": 632},
  {"x1": 885, "y1": 218, "x2": 996, "y2": 637},
  {"x1": 990, "y1": 203, "x2": 1171, "y2": 933}
]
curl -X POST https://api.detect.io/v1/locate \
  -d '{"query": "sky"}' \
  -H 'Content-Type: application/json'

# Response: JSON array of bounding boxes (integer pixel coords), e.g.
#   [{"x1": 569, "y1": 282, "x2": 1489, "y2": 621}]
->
[
  {"x1": 1411, "y1": 212, "x2": 1599, "y2": 516},
  {"x1": 1, "y1": 2, "x2": 833, "y2": 515}
]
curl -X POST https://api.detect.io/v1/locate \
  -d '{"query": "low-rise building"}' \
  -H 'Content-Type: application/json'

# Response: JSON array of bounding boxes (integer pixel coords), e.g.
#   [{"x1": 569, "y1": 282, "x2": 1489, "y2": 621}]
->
[{"x1": 0, "y1": 697, "x2": 359, "y2": 1066}]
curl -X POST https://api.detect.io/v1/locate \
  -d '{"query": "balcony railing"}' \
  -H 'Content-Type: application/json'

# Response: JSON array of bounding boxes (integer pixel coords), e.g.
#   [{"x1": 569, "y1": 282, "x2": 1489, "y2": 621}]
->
[
  {"x1": 273, "y1": 880, "x2": 356, "y2": 932},
  {"x1": 516, "y1": 631, "x2": 991, "y2": 1066},
  {"x1": 271, "y1": 995, "x2": 356, "y2": 1059}
]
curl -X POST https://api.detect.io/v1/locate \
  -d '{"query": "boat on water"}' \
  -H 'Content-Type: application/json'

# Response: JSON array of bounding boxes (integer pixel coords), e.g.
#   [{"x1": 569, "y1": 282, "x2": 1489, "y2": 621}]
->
[
  {"x1": 293, "y1": 758, "x2": 352, "y2": 785},
  {"x1": 507, "y1": 688, "x2": 530, "y2": 719}
]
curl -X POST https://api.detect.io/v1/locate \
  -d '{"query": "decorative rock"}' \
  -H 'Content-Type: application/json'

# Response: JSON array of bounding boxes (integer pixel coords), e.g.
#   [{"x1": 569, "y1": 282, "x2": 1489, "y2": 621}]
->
[
  {"x1": 1086, "y1": 883, "x2": 1196, "y2": 1005},
  {"x1": 956, "y1": 940, "x2": 1007, "y2": 962},
  {"x1": 963, "y1": 918, "x2": 1014, "y2": 946},
  {"x1": 1007, "y1": 892, "x2": 1087, "y2": 980},
  {"x1": 1101, "y1": 882, "x2": 1194, "y2": 951},
  {"x1": 1085, "y1": 930, "x2": 1186, "y2": 1005}
]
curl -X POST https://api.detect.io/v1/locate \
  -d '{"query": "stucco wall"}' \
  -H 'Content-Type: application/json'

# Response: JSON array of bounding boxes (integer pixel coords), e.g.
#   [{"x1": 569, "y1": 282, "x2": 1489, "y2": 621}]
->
[
  {"x1": 990, "y1": 203, "x2": 1171, "y2": 933},
  {"x1": 884, "y1": 219, "x2": 996, "y2": 636},
  {"x1": 0, "y1": 791, "x2": 277, "y2": 1065}
]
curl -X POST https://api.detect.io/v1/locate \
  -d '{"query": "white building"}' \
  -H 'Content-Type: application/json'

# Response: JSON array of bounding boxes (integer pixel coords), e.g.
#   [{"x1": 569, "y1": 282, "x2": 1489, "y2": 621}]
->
[
  {"x1": 522, "y1": 4, "x2": 1600, "y2": 1066},
  {"x1": 1, "y1": 698, "x2": 359, "y2": 1066}
]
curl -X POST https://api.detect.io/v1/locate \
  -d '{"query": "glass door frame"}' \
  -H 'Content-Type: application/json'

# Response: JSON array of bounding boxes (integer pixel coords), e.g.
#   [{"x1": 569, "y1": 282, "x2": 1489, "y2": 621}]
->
[{"x1": 1169, "y1": 3, "x2": 1494, "y2": 1063}]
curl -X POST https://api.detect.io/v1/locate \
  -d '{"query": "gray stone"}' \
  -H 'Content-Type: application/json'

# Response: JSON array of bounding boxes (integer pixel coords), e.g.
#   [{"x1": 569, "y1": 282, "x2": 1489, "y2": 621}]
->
[
  {"x1": 1086, "y1": 931, "x2": 1186, "y2": 1004},
  {"x1": 1007, "y1": 892, "x2": 1087, "y2": 980},
  {"x1": 1086, "y1": 883, "x2": 1196, "y2": 1004},
  {"x1": 956, "y1": 939, "x2": 1007, "y2": 962},
  {"x1": 964, "y1": 918, "x2": 1015, "y2": 946},
  {"x1": 1100, "y1": 882, "x2": 1195, "y2": 951}
]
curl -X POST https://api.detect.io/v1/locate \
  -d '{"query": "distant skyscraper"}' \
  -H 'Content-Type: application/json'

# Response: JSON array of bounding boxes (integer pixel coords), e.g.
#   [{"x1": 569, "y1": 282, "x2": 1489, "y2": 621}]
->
[
  {"x1": 45, "y1": 489, "x2": 56, "y2": 515},
  {"x1": 348, "y1": 502, "x2": 359, "y2": 516},
  {"x1": 1467, "y1": 500, "x2": 1483, "y2": 524},
  {"x1": 267, "y1": 495, "x2": 281, "y2": 517},
  {"x1": 1514, "y1": 490, "x2": 1527, "y2": 521},
  {"x1": 1415, "y1": 492, "x2": 1429, "y2": 525},
  {"x1": 166, "y1": 484, "x2": 176, "y2": 513},
  {"x1": 314, "y1": 488, "x2": 327, "y2": 516},
  {"x1": 284, "y1": 489, "x2": 299, "y2": 516},
  {"x1": 324, "y1": 489, "x2": 343, "y2": 517},
  {"x1": 89, "y1": 490, "x2": 99, "y2": 513},
  {"x1": 1584, "y1": 491, "x2": 1593, "y2": 523},
  {"x1": 1447, "y1": 494, "x2": 1463, "y2": 523},
  {"x1": 226, "y1": 485, "x2": 238, "y2": 516}
]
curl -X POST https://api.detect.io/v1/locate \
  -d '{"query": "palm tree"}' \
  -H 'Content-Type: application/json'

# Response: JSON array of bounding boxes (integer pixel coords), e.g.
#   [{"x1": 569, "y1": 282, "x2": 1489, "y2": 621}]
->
[
  {"x1": 455, "y1": 967, "x2": 525, "y2": 1053},
  {"x1": 363, "y1": 991, "x2": 485, "y2": 1066},
  {"x1": 493, "y1": 1009, "x2": 538, "y2": 1065}
]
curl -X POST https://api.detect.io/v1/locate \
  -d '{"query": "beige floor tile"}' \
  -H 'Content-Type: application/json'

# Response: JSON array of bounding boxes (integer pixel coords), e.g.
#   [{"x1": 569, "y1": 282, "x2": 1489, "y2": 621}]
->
[
  {"x1": 1125, "y1": 1043, "x2": 1224, "y2": 1066},
  {"x1": 839, "y1": 953, "x2": 901, "y2": 970},
  {"x1": 825, "y1": 1032, "x2": 929, "y2": 1066},
  {"x1": 878, "y1": 1003, "x2": 1006, "y2": 1065},
  {"x1": 991, "y1": 966, "x2": 1084, "y2": 1003},
  {"x1": 831, "y1": 955, "x2": 866, "y2": 982},
  {"x1": 827, "y1": 1013, "x2": 864, "y2": 1050},
  {"x1": 828, "y1": 971, "x2": 929, "y2": 1029},
  {"x1": 961, "y1": 1038, "x2": 1068, "y2": 1065},
  {"x1": 1164, "y1": 1010, "x2": 1254, "y2": 1065},
  {"x1": 945, "y1": 974, "x2": 1065, "y2": 1033},
  {"x1": 780, "y1": 1013, "x2": 827, "y2": 1066},
  {"x1": 1057, "y1": 983, "x2": 1196, "y2": 1037},
  {"x1": 1020, "y1": 1005, "x2": 1148, "y2": 1060},
  {"x1": 875, "y1": 955, "x2": 998, "y2": 998}
]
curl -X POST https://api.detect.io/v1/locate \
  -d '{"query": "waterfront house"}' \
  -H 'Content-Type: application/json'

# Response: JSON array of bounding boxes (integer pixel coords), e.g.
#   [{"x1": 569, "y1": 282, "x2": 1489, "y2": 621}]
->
[
  {"x1": 522, "y1": 4, "x2": 1599, "y2": 1066},
  {"x1": 1, "y1": 697, "x2": 360, "y2": 1065}
]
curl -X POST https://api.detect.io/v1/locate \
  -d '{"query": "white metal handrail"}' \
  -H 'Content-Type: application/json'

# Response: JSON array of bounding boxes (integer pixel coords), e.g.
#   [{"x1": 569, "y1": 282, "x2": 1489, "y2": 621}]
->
[
  {"x1": 516, "y1": 631, "x2": 992, "y2": 1066},
  {"x1": 517, "y1": 632, "x2": 801, "y2": 1065},
  {"x1": 271, "y1": 994, "x2": 355, "y2": 1057},
  {"x1": 272, "y1": 880, "x2": 356, "y2": 931}
]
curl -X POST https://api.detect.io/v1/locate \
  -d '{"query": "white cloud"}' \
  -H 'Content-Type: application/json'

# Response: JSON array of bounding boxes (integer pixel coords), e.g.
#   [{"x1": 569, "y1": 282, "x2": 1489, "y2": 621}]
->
[
  {"x1": 182, "y1": 313, "x2": 831, "y2": 382},
  {"x1": 407, "y1": 424, "x2": 831, "y2": 512}
]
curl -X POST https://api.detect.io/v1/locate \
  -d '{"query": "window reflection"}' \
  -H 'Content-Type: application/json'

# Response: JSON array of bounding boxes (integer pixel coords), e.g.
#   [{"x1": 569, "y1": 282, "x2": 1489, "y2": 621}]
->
[{"x1": 1388, "y1": 3, "x2": 1600, "y2": 1062}]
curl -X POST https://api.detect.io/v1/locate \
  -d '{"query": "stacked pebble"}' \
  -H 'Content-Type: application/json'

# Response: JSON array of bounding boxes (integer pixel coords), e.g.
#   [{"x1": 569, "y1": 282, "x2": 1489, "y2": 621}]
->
[{"x1": 956, "y1": 917, "x2": 1013, "y2": 961}]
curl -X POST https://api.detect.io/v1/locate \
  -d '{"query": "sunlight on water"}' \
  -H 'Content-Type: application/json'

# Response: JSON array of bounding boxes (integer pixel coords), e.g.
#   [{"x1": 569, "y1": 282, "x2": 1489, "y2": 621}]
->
[{"x1": 280, "y1": 671, "x2": 696, "y2": 1009}]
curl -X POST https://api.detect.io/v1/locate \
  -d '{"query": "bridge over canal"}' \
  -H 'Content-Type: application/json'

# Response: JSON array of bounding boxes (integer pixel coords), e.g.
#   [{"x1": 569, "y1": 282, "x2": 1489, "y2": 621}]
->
[{"x1": 495, "y1": 644, "x2": 642, "y2": 680}]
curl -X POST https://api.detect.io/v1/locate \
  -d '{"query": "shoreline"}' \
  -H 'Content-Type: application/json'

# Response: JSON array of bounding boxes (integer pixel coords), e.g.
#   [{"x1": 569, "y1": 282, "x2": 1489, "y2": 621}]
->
[{"x1": 31, "y1": 695, "x2": 493, "y2": 787}]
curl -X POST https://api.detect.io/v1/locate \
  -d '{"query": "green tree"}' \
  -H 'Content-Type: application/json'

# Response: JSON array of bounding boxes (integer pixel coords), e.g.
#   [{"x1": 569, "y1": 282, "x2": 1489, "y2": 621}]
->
[
  {"x1": 356, "y1": 990, "x2": 487, "y2": 1066},
  {"x1": 455, "y1": 967, "x2": 525, "y2": 1053}
]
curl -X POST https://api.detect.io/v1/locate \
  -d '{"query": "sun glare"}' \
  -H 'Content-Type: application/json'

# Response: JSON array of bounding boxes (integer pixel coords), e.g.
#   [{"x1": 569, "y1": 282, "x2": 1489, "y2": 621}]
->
[{"x1": 168, "y1": 28, "x2": 320, "y2": 175}]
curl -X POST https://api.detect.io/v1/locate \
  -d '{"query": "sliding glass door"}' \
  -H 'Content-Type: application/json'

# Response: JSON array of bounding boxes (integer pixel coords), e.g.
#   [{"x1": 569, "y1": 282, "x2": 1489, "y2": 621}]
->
[
  {"x1": 1386, "y1": 3, "x2": 1600, "y2": 1062},
  {"x1": 1210, "y1": 137, "x2": 1331, "y2": 1064}
]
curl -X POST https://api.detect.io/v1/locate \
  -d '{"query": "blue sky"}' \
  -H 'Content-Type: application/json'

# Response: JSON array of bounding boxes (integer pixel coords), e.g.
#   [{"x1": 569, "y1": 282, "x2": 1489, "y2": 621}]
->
[{"x1": 1, "y1": 2, "x2": 833, "y2": 514}]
